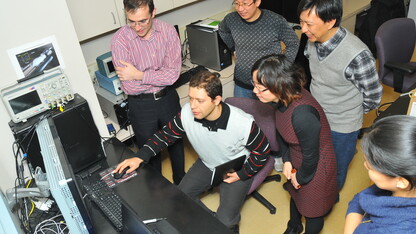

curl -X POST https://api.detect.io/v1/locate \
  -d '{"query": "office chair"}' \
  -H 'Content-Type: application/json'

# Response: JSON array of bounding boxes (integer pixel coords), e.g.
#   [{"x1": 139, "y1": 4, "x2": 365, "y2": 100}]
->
[
  {"x1": 375, "y1": 17, "x2": 416, "y2": 93},
  {"x1": 225, "y1": 97, "x2": 281, "y2": 214}
]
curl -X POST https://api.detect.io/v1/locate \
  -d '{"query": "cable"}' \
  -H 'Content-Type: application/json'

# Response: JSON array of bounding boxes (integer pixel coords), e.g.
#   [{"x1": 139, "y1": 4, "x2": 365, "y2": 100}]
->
[
  {"x1": 10, "y1": 112, "x2": 55, "y2": 234},
  {"x1": 376, "y1": 101, "x2": 394, "y2": 117},
  {"x1": 33, "y1": 214, "x2": 68, "y2": 234}
]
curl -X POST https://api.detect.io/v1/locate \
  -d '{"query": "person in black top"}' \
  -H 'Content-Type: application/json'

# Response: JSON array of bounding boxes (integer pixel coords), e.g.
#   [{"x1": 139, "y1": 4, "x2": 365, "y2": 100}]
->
[{"x1": 251, "y1": 54, "x2": 337, "y2": 234}]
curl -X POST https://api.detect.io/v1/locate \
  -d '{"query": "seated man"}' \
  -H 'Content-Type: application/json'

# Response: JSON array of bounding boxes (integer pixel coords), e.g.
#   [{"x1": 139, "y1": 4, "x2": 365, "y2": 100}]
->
[{"x1": 115, "y1": 71, "x2": 270, "y2": 232}]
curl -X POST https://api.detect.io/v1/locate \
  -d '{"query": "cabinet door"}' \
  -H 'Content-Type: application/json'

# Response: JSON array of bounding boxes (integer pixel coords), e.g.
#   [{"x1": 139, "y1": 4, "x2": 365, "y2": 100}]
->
[
  {"x1": 154, "y1": 0, "x2": 174, "y2": 14},
  {"x1": 66, "y1": 0, "x2": 121, "y2": 41},
  {"x1": 173, "y1": 0, "x2": 197, "y2": 8},
  {"x1": 115, "y1": 0, "x2": 126, "y2": 25}
]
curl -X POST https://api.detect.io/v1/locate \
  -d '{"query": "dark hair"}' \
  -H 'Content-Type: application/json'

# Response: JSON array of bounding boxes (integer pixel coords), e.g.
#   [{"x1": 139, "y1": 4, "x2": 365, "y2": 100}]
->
[
  {"x1": 251, "y1": 54, "x2": 306, "y2": 105},
  {"x1": 297, "y1": 0, "x2": 342, "y2": 27},
  {"x1": 189, "y1": 71, "x2": 222, "y2": 100},
  {"x1": 124, "y1": 0, "x2": 154, "y2": 14},
  {"x1": 361, "y1": 115, "x2": 416, "y2": 190}
]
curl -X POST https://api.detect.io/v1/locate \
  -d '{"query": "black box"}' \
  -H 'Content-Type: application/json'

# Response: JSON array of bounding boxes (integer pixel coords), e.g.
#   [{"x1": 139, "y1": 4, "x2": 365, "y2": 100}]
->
[
  {"x1": 9, "y1": 94, "x2": 104, "y2": 174},
  {"x1": 186, "y1": 24, "x2": 232, "y2": 71}
]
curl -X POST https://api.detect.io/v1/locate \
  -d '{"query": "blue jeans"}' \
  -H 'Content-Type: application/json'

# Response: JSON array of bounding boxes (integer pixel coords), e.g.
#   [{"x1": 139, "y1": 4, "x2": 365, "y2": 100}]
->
[
  {"x1": 234, "y1": 84, "x2": 257, "y2": 99},
  {"x1": 331, "y1": 130, "x2": 360, "y2": 191}
]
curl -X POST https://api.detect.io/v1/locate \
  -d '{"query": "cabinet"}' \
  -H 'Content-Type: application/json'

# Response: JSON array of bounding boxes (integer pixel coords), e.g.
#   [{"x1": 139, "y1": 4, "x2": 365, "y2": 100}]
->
[
  {"x1": 173, "y1": 0, "x2": 197, "y2": 8},
  {"x1": 66, "y1": 0, "x2": 200, "y2": 42},
  {"x1": 66, "y1": 0, "x2": 123, "y2": 41},
  {"x1": 155, "y1": 0, "x2": 174, "y2": 14}
]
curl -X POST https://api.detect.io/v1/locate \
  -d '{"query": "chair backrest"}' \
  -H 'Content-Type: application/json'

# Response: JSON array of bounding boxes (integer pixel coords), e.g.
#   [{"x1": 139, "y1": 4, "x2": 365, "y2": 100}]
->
[
  {"x1": 375, "y1": 17, "x2": 416, "y2": 80},
  {"x1": 224, "y1": 97, "x2": 279, "y2": 196},
  {"x1": 224, "y1": 97, "x2": 279, "y2": 153}
]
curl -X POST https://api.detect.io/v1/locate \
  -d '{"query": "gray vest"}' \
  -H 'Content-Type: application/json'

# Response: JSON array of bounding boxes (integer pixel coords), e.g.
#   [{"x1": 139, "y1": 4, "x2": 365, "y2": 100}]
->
[
  {"x1": 308, "y1": 30, "x2": 368, "y2": 133},
  {"x1": 181, "y1": 103, "x2": 252, "y2": 170}
]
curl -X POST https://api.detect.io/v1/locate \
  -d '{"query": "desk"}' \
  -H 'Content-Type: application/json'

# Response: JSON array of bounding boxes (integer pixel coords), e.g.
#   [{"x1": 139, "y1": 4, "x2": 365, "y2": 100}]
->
[{"x1": 90, "y1": 138, "x2": 232, "y2": 234}]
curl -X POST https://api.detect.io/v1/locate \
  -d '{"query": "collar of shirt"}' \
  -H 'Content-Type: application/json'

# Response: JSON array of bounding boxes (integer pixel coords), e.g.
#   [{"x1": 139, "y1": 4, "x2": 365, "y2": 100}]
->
[
  {"x1": 124, "y1": 19, "x2": 162, "y2": 41},
  {"x1": 195, "y1": 102, "x2": 230, "y2": 132},
  {"x1": 239, "y1": 8, "x2": 264, "y2": 25},
  {"x1": 274, "y1": 101, "x2": 288, "y2": 112},
  {"x1": 314, "y1": 27, "x2": 346, "y2": 60}
]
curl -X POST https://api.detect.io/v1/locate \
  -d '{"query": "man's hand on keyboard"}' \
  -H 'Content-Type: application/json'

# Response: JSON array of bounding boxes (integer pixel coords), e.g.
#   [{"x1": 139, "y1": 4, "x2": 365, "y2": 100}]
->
[{"x1": 114, "y1": 157, "x2": 143, "y2": 174}]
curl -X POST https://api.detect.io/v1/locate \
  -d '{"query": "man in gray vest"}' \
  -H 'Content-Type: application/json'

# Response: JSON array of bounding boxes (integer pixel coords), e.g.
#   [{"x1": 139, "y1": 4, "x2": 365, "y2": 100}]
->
[{"x1": 297, "y1": 0, "x2": 383, "y2": 192}]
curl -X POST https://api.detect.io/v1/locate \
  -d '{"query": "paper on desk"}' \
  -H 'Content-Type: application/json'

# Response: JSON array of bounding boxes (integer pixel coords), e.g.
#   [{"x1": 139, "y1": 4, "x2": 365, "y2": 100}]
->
[
  {"x1": 195, "y1": 19, "x2": 220, "y2": 29},
  {"x1": 99, "y1": 165, "x2": 137, "y2": 188},
  {"x1": 409, "y1": 102, "x2": 416, "y2": 117},
  {"x1": 406, "y1": 89, "x2": 416, "y2": 117}
]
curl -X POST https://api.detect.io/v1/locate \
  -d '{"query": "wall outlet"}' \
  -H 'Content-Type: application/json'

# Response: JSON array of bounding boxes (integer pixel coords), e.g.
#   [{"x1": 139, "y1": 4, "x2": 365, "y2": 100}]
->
[{"x1": 87, "y1": 62, "x2": 98, "y2": 82}]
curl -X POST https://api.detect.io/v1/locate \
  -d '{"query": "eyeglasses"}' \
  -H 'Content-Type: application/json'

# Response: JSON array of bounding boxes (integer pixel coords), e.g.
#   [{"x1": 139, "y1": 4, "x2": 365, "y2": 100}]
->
[
  {"x1": 127, "y1": 17, "x2": 152, "y2": 27},
  {"x1": 251, "y1": 80, "x2": 269, "y2": 92},
  {"x1": 233, "y1": 1, "x2": 254, "y2": 9}
]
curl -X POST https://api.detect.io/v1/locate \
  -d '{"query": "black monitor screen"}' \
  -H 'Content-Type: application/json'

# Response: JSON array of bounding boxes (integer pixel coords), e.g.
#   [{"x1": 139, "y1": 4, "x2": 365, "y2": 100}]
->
[
  {"x1": 107, "y1": 60, "x2": 115, "y2": 74},
  {"x1": 9, "y1": 89, "x2": 42, "y2": 114}
]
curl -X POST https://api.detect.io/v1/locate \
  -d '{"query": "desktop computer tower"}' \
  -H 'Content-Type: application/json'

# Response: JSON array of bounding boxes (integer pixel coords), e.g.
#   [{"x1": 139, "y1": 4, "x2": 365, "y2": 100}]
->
[
  {"x1": 9, "y1": 94, "x2": 104, "y2": 174},
  {"x1": 186, "y1": 24, "x2": 232, "y2": 71}
]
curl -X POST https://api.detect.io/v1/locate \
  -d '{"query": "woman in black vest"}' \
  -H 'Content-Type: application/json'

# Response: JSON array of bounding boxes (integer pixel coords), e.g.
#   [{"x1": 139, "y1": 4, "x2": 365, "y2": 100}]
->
[{"x1": 251, "y1": 54, "x2": 338, "y2": 234}]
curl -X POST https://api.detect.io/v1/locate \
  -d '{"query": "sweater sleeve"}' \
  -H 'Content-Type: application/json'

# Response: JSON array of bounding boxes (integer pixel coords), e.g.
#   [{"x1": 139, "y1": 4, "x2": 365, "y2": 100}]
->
[
  {"x1": 276, "y1": 15, "x2": 300, "y2": 62},
  {"x1": 218, "y1": 14, "x2": 236, "y2": 52},
  {"x1": 236, "y1": 121, "x2": 271, "y2": 180},
  {"x1": 136, "y1": 112, "x2": 185, "y2": 162},
  {"x1": 292, "y1": 105, "x2": 320, "y2": 185},
  {"x1": 347, "y1": 191, "x2": 365, "y2": 215},
  {"x1": 345, "y1": 50, "x2": 383, "y2": 113}
]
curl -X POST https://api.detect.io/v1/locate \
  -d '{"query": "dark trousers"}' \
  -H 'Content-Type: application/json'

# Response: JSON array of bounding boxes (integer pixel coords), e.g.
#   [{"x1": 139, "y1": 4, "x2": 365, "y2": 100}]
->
[
  {"x1": 127, "y1": 89, "x2": 185, "y2": 184},
  {"x1": 289, "y1": 199, "x2": 324, "y2": 234},
  {"x1": 178, "y1": 159, "x2": 252, "y2": 228}
]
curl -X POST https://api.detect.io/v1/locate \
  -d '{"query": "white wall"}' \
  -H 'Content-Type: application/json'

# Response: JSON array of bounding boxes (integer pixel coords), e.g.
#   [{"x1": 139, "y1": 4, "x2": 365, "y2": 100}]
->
[
  {"x1": 80, "y1": 0, "x2": 233, "y2": 66},
  {"x1": 0, "y1": 0, "x2": 108, "y2": 191},
  {"x1": 408, "y1": 0, "x2": 416, "y2": 21}
]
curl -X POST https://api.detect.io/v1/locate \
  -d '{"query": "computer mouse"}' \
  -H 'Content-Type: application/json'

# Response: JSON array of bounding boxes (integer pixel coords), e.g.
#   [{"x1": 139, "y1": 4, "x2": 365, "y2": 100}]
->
[{"x1": 113, "y1": 166, "x2": 130, "y2": 179}]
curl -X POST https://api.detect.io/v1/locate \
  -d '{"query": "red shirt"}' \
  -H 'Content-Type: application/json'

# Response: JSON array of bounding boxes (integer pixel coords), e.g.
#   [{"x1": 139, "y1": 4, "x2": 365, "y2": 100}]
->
[{"x1": 110, "y1": 19, "x2": 181, "y2": 95}]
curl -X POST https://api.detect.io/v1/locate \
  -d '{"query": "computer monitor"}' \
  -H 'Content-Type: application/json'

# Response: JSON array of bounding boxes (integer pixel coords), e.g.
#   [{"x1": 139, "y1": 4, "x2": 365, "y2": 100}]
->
[
  {"x1": 121, "y1": 200, "x2": 180, "y2": 234},
  {"x1": 121, "y1": 201, "x2": 152, "y2": 234},
  {"x1": 96, "y1": 52, "x2": 117, "y2": 78},
  {"x1": 36, "y1": 117, "x2": 94, "y2": 234}
]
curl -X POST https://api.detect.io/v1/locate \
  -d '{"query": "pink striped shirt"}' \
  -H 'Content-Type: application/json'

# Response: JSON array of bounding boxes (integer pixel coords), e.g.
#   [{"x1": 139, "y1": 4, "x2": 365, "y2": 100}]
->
[{"x1": 110, "y1": 19, "x2": 181, "y2": 95}]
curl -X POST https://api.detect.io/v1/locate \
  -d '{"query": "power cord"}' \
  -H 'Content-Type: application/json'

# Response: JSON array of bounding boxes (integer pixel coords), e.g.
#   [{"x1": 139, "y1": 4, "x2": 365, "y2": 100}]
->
[
  {"x1": 10, "y1": 112, "x2": 54, "y2": 233},
  {"x1": 33, "y1": 214, "x2": 68, "y2": 234}
]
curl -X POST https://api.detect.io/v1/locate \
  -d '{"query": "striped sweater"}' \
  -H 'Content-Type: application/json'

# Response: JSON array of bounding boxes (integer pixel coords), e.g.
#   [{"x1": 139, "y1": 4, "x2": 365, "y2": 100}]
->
[{"x1": 136, "y1": 102, "x2": 270, "y2": 180}]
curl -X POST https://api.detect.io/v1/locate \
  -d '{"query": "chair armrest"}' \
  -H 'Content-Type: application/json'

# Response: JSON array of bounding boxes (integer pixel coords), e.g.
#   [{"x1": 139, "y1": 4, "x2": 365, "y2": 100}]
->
[{"x1": 385, "y1": 62, "x2": 416, "y2": 74}]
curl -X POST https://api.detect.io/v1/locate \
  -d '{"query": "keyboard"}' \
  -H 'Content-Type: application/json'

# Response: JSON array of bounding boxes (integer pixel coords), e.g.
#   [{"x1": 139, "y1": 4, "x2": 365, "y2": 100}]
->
[
  {"x1": 84, "y1": 180, "x2": 123, "y2": 232},
  {"x1": 172, "y1": 65, "x2": 208, "y2": 88}
]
